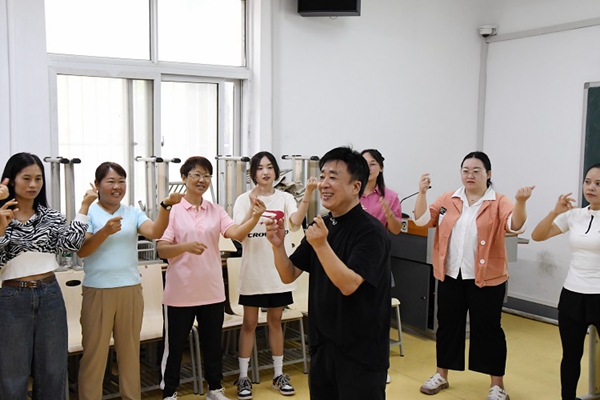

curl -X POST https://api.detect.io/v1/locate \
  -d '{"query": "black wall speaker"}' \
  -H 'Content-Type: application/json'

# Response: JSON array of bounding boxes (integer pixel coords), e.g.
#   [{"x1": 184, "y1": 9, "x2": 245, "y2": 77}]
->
[{"x1": 298, "y1": 0, "x2": 361, "y2": 17}]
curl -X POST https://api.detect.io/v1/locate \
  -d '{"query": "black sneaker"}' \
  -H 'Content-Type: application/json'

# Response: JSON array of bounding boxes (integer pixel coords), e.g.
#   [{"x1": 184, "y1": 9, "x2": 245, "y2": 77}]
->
[
  {"x1": 272, "y1": 374, "x2": 295, "y2": 396},
  {"x1": 235, "y1": 376, "x2": 252, "y2": 400}
]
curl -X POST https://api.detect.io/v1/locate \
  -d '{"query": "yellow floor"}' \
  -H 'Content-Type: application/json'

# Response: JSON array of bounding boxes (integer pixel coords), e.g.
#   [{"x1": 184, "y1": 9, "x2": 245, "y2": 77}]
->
[{"x1": 141, "y1": 313, "x2": 588, "y2": 399}]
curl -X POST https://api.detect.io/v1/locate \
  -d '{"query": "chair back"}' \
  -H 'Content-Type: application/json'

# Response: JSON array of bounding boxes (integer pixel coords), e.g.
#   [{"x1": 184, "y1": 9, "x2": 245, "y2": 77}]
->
[
  {"x1": 226, "y1": 257, "x2": 243, "y2": 315},
  {"x1": 56, "y1": 269, "x2": 86, "y2": 353},
  {"x1": 292, "y1": 271, "x2": 309, "y2": 315},
  {"x1": 138, "y1": 263, "x2": 165, "y2": 342}
]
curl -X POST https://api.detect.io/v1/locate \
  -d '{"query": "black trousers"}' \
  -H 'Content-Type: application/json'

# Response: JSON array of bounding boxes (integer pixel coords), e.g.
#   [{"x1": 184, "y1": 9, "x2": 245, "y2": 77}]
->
[
  {"x1": 558, "y1": 310, "x2": 600, "y2": 400},
  {"x1": 309, "y1": 342, "x2": 386, "y2": 400},
  {"x1": 161, "y1": 302, "x2": 225, "y2": 396},
  {"x1": 436, "y1": 274, "x2": 507, "y2": 376}
]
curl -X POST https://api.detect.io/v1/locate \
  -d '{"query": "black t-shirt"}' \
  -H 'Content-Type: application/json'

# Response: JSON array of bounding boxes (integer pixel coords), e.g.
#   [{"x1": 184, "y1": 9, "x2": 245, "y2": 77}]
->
[{"x1": 290, "y1": 203, "x2": 391, "y2": 370}]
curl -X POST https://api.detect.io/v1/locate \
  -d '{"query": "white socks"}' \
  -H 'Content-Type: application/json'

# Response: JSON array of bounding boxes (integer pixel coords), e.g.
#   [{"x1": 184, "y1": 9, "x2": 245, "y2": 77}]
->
[
  {"x1": 238, "y1": 357, "x2": 251, "y2": 379},
  {"x1": 240, "y1": 355, "x2": 284, "y2": 379},
  {"x1": 273, "y1": 355, "x2": 283, "y2": 378}
]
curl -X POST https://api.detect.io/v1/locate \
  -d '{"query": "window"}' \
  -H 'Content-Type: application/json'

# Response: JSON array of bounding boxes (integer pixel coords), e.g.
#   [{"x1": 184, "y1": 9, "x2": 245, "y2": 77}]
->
[
  {"x1": 45, "y1": 1, "x2": 248, "y2": 214},
  {"x1": 45, "y1": 0, "x2": 246, "y2": 67},
  {"x1": 56, "y1": 75, "x2": 151, "y2": 208},
  {"x1": 158, "y1": 0, "x2": 245, "y2": 66},
  {"x1": 45, "y1": 0, "x2": 150, "y2": 60}
]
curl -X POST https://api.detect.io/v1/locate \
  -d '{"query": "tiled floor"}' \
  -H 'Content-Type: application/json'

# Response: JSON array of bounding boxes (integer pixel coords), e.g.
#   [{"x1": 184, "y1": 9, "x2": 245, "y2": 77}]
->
[{"x1": 136, "y1": 312, "x2": 591, "y2": 399}]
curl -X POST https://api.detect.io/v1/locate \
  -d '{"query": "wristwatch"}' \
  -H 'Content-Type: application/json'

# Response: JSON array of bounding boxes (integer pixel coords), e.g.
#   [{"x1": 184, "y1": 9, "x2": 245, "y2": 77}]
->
[{"x1": 160, "y1": 201, "x2": 172, "y2": 211}]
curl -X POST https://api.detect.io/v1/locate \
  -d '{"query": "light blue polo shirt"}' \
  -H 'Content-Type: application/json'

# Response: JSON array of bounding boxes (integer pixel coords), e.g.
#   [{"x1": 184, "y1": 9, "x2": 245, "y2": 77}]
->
[{"x1": 82, "y1": 203, "x2": 149, "y2": 288}]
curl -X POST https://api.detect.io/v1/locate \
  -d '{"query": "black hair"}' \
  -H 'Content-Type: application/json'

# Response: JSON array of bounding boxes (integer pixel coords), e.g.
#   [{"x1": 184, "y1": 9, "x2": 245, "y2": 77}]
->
[
  {"x1": 585, "y1": 163, "x2": 600, "y2": 178},
  {"x1": 461, "y1": 151, "x2": 493, "y2": 188},
  {"x1": 94, "y1": 162, "x2": 127, "y2": 183},
  {"x1": 180, "y1": 156, "x2": 213, "y2": 177},
  {"x1": 361, "y1": 149, "x2": 387, "y2": 198},
  {"x1": 0, "y1": 152, "x2": 48, "y2": 210},
  {"x1": 249, "y1": 151, "x2": 280, "y2": 185},
  {"x1": 319, "y1": 146, "x2": 369, "y2": 197}
]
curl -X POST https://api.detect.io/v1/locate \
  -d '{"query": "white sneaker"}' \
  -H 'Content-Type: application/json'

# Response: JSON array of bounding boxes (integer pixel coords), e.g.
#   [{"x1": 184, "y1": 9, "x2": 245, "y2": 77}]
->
[
  {"x1": 207, "y1": 388, "x2": 231, "y2": 400},
  {"x1": 487, "y1": 385, "x2": 510, "y2": 400},
  {"x1": 272, "y1": 374, "x2": 295, "y2": 396},
  {"x1": 420, "y1": 373, "x2": 449, "y2": 395},
  {"x1": 386, "y1": 373, "x2": 391, "y2": 384},
  {"x1": 235, "y1": 376, "x2": 253, "y2": 399},
  {"x1": 163, "y1": 393, "x2": 177, "y2": 400}
]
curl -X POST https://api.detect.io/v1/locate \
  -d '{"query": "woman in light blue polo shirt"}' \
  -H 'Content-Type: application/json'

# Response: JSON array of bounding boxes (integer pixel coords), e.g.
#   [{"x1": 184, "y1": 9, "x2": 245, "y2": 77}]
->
[{"x1": 76, "y1": 161, "x2": 183, "y2": 400}]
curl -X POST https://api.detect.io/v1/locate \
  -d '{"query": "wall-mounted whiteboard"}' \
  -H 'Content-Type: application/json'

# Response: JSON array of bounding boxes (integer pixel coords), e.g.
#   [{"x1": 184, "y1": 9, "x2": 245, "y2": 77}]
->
[{"x1": 484, "y1": 24, "x2": 600, "y2": 308}]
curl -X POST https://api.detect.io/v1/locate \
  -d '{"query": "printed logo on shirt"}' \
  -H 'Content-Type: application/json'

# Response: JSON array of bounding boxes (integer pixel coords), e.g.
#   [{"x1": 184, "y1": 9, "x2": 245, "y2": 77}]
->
[
  {"x1": 247, "y1": 229, "x2": 289, "y2": 238},
  {"x1": 260, "y1": 210, "x2": 284, "y2": 225}
]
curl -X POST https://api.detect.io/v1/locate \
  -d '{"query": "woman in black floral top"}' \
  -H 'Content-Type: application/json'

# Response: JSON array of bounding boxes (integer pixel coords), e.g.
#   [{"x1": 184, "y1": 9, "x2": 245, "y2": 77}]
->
[{"x1": 0, "y1": 152, "x2": 96, "y2": 400}]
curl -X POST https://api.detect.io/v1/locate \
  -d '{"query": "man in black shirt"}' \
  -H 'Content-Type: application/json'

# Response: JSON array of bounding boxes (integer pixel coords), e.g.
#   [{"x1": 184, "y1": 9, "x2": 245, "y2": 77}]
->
[{"x1": 265, "y1": 146, "x2": 391, "y2": 400}]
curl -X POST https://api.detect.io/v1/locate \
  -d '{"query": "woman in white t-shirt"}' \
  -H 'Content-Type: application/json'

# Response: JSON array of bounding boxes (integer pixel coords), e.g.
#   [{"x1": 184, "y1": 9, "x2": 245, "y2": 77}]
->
[
  {"x1": 233, "y1": 151, "x2": 317, "y2": 399},
  {"x1": 532, "y1": 163, "x2": 600, "y2": 400}
]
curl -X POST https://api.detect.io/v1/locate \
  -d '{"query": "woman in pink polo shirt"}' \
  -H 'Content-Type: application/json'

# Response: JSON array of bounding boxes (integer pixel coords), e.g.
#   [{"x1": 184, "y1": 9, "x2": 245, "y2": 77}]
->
[
  {"x1": 414, "y1": 151, "x2": 534, "y2": 400},
  {"x1": 360, "y1": 149, "x2": 402, "y2": 235},
  {"x1": 156, "y1": 156, "x2": 266, "y2": 400},
  {"x1": 360, "y1": 148, "x2": 402, "y2": 384}
]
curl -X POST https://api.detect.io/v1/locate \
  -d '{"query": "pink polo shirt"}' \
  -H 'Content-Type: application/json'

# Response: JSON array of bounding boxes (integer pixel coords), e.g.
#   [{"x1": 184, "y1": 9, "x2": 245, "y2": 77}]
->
[
  {"x1": 360, "y1": 185, "x2": 402, "y2": 229},
  {"x1": 158, "y1": 197, "x2": 236, "y2": 306}
]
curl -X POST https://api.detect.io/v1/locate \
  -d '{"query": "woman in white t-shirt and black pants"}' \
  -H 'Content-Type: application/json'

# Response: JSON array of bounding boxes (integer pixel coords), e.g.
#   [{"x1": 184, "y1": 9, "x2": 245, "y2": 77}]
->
[{"x1": 532, "y1": 163, "x2": 600, "y2": 400}]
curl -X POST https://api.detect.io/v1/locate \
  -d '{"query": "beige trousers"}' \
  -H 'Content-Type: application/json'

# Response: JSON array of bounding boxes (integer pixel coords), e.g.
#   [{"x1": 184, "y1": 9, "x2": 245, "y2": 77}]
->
[{"x1": 78, "y1": 285, "x2": 144, "y2": 400}]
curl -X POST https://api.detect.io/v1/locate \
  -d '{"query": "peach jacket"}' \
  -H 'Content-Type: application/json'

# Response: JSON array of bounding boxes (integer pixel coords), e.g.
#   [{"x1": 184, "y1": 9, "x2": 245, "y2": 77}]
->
[{"x1": 424, "y1": 190, "x2": 514, "y2": 288}]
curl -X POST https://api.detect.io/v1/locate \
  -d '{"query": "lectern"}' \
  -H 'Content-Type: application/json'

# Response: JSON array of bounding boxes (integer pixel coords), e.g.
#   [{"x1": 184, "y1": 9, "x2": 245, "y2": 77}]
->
[{"x1": 390, "y1": 220, "x2": 437, "y2": 339}]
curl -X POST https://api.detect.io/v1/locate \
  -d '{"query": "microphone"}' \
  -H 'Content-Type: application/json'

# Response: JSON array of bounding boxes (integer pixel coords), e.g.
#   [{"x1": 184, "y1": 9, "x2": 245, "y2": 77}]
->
[
  {"x1": 400, "y1": 187, "x2": 431, "y2": 219},
  {"x1": 400, "y1": 187, "x2": 431, "y2": 204}
]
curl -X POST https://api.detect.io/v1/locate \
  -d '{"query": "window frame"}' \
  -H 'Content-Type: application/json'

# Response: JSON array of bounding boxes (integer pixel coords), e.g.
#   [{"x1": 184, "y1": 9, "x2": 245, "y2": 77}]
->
[{"x1": 46, "y1": 0, "x2": 252, "y2": 208}]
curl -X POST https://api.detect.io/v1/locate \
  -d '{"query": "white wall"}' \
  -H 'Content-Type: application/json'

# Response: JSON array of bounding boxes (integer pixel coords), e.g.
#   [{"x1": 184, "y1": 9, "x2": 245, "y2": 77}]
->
[
  {"x1": 484, "y1": 2, "x2": 600, "y2": 306},
  {"x1": 271, "y1": 0, "x2": 491, "y2": 210}
]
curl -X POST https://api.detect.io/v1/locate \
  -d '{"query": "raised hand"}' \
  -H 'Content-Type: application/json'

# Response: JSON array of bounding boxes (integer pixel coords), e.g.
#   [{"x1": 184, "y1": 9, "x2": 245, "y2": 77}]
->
[
  {"x1": 379, "y1": 197, "x2": 394, "y2": 219},
  {"x1": 82, "y1": 183, "x2": 98, "y2": 206},
  {"x1": 102, "y1": 216, "x2": 123, "y2": 235},
  {"x1": 0, "y1": 199, "x2": 17, "y2": 233},
  {"x1": 515, "y1": 186, "x2": 535, "y2": 202},
  {"x1": 250, "y1": 185, "x2": 262, "y2": 199},
  {"x1": 265, "y1": 217, "x2": 285, "y2": 248},
  {"x1": 164, "y1": 192, "x2": 185, "y2": 207},
  {"x1": 186, "y1": 241, "x2": 207, "y2": 255},
  {"x1": 0, "y1": 178, "x2": 9, "y2": 200},
  {"x1": 553, "y1": 193, "x2": 575, "y2": 215},
  {"x1": 251, "y1": 196, "x2": 267, "y2": 218},
  {"x1": 306, "y1": 176, "x2": 318, "y2": 193},
  {"x1": 419, "y1": 173, "x2": 431, "y2": 194},
  {"x1": 305, "y1": 214, "x2": 328, "y2": 248}
]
